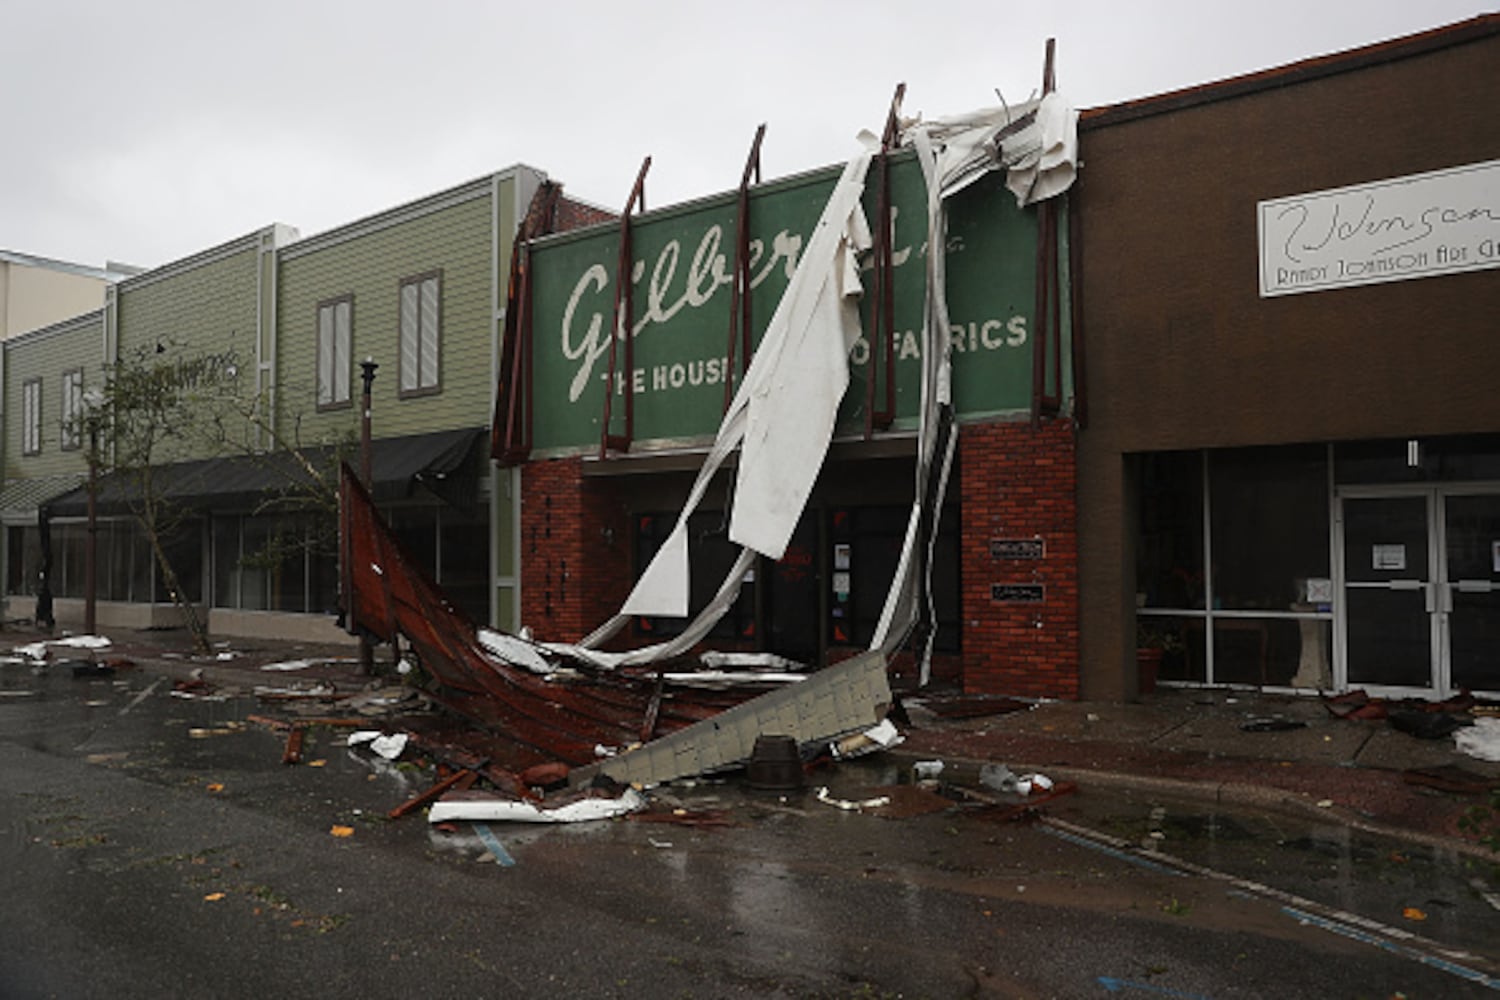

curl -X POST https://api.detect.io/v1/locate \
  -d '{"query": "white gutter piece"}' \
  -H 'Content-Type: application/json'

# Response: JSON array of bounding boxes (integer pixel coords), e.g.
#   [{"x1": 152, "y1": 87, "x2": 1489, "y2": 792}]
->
[{"x1": 427, "y1": 787, "x2": 646, "y2": 824}]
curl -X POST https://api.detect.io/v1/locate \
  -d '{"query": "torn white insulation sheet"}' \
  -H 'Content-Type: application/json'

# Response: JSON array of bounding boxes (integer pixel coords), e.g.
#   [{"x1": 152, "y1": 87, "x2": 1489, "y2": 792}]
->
[
  {"x1": 553, "y1": 144, "x2": 877, "y2": 667},
  {"x1": 477, "y1": 628, "x2": 554, "y2": 674},
  {"x1": 428, "y1": 788, "x2": 646, "y2": 824},
  {"x1": 870, "y1": 95, "x2": 1078, "y2": 684}
]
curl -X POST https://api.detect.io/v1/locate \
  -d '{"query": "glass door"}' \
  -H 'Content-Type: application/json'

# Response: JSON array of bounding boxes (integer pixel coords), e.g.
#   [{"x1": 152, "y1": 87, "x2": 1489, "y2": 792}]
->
[
  {"x1": 1442, "y1": 492, "x2": 1500, "y2": 693},
  {"x1": 1340, "y1": 493, "x2": 1437, "y2": 691}
]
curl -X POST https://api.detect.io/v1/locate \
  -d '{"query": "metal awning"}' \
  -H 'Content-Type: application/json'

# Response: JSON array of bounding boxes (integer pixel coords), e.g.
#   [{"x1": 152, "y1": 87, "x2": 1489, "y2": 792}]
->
[
  {"x1": 42, "y1": 427, "x2": 486, "y2": 519},
  {"x1": 0, "y1": 474, "x2": 84, "y2": 525}
]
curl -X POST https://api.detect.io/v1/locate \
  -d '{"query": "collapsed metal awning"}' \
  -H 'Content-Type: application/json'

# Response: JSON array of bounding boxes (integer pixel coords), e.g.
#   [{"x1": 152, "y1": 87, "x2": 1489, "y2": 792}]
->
[
  {"x1": 338, "y1": 462, "x2": 893, "y2": 779},
  {"x1": 43, "y1": 427, "x2": 486, "y2": 519}
]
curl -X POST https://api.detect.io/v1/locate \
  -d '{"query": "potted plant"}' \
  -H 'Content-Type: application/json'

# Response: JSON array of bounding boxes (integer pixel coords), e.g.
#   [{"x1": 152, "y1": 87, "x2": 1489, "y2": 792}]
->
[{"x1": 1135, "y1": 621, "x2": 1183, "y2": 695}]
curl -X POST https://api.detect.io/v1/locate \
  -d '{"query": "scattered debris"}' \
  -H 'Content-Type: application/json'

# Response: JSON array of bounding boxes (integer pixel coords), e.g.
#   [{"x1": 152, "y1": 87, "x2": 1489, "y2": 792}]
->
[
  {"x1": 1455, "y1": 717, "x2": 1500, "y2": 762},
  {"x1": 348, "y1": 731, "x2": 409, "y2": 760},
  {"x1": 471, "y1": 822, "x2": 517, "y2": 866},
  {"x1": 832, "y1": 718, "x2": 904, "y2": 759},
  {"x1": 816, "y1": 787, "x2": 892, "y2": 812},
  {"x1": 856, "y1": 785, "x2": 955, "y2": 819},
  {"x1": 1402, "y1": 906, "x2": 1427, "y2": 922},
  {"x1": 427, "y1": 787, "x2": 646, "y2": 825},
  {"x1": 329, "y1": 825, "x2": 354, "y2": 838},
  {"x1": 627, "y1": 809, "x2": 735, "y2": 829},
  {"x1": 913, "y1": 760, "x2": 946, "y2": 781},
  {"x1": 13, "y1": 634, "x2": 112, "y2": 661},
  {"x1": 281, "y1": 727, "x2": 306, "y2": 765},
  {"x1": 1240, "y1": 717, "x2": 1308, "y2": 733}
]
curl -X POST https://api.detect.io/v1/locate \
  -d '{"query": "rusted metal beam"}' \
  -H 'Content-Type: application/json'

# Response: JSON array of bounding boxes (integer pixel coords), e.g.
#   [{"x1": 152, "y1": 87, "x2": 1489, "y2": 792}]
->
[
  {"x1": 601, "y1": 157, "x2": 651, "y2": 458},
  {"x1": 864, "y1": 82, "x2": 904, "y2": 440},
  {"x1": 493, "y1": 182, "x2": 562, "y2": 465},
  {"x1": 724, "y1": 124, "x2": 766, "y2": 415},
  {"x1": 387, "y1": 766, "x2": 473, "y2": 820}
]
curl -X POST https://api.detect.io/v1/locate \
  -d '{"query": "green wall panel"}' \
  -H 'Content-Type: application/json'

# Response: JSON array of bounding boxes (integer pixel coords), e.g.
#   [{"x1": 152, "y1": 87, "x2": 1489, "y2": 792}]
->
[{"x1": 526, "y1": 155, "x2": 1064, "y2": 455}]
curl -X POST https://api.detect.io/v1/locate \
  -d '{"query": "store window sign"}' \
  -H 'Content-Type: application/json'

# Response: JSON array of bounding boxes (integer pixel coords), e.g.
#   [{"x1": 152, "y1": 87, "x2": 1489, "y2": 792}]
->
[
  {"x1": 1258, "y1": 159, "x2": 1500, "y2": 297},
  {"x1": 1372, "y1": 544, "x2": 1407, "y2": 572}
]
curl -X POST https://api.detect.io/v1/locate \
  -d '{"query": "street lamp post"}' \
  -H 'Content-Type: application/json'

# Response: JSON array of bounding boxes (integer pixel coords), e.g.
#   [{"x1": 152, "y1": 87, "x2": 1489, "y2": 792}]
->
[{"x1": 358, "y1": 358, "x2": 378, "y2": 675}]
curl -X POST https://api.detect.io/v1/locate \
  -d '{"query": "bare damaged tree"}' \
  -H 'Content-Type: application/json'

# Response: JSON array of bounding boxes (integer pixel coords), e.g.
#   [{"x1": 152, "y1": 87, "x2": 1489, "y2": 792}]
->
[
  {"x1": 76, "y1": 343, "x2": 230, "y2": 653},
  {"x1": 76, "y1": 342, "x2": 355, "y2": 654}
]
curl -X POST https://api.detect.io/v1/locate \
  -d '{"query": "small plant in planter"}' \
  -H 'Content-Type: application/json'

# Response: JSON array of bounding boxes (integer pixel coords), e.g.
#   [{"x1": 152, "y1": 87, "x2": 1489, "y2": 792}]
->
[{"x1": 1135, "y1": 621, "x2": 1184, "y2": 693}]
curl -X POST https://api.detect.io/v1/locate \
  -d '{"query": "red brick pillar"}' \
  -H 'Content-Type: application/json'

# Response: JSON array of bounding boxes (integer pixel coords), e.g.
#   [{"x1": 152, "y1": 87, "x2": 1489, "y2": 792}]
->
[
  {"x1": 518, "y1": 457, "x2": 631, "y2": 645},
  {"x1": 958, "y1": 419, "x2": 1081, "y2": 699}
]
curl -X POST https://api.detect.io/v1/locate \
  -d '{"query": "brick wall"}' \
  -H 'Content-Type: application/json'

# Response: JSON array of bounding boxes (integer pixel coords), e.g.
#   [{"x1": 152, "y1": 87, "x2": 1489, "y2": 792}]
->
[
  {"x1": 518, "y1": 457, "x2": 631, "y2": 644},
  {"x1": 959, "y1": 419, "x2": 1080, "y2": 699}
]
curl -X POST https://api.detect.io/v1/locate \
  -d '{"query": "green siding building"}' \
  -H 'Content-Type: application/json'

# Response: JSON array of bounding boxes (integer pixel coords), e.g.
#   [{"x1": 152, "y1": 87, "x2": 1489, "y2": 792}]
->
[{"x1": 1, "y1": 166, "x2": 555, "y2": 642}]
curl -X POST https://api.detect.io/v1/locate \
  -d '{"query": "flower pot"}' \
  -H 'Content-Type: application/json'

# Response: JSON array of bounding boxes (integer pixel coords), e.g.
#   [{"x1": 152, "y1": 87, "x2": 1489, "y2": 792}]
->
[{"x1": 1136, "y1": 647, "x2": 1162, "y2": 695}]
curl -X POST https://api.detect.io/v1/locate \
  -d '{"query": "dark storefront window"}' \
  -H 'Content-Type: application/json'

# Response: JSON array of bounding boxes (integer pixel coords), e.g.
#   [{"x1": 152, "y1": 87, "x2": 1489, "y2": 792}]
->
[
  {"x1": 6, "y1": 525, "x2": 41, "y2": 596},
  {"x1": 1137, "y1": 445, "x2": 1333, "y2": 689},
  {"x1": 1137, "y1": 451, "x2": 1205, "y2": 610},
  {"x1": 438, "y1": 505, "x2": 490, "y2": 625},
  {"x1": 1209, "y1": 445, "x2": 1329, "y2": 612},
  {"x1": 387, "y1": 505, "x2": 487, "y2": 624},
  {"x1": 828, "y1": 506, "x2": 960, "y2": 654}
]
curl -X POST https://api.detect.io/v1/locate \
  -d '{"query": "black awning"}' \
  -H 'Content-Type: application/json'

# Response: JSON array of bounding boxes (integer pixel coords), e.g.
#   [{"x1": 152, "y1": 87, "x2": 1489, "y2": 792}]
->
[{"x1": 43, "y1": 427, "x2": 487, "y2": 519}]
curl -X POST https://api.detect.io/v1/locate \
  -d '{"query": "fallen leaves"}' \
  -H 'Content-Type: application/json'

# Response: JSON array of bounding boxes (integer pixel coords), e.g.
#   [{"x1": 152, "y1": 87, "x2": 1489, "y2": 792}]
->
[{"x1": 330, "y1": 825, "x2": 355, "y2": 838}]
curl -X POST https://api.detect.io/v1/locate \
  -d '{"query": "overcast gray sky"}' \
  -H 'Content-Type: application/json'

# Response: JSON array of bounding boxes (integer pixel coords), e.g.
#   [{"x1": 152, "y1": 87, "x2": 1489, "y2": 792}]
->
[{"x1": 3, "y1": 1, "x2": 1490, "y2": 270}]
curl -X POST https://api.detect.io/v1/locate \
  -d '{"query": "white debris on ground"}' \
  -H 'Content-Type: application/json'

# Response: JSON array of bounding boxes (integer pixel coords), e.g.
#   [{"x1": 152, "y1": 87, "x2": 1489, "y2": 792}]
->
[
  {"x1": 13, "y1": 634, "x2": 113, "y2": 660},
  {"x1": 1456, "y1": 717, "x2": 1500, "y2": 762},
  {"x1": 348, "y1": 730, "x2": 409, "y2": 760},
  {"x1": 427, "y1": 787, "x2": 646, "y2": 825}
]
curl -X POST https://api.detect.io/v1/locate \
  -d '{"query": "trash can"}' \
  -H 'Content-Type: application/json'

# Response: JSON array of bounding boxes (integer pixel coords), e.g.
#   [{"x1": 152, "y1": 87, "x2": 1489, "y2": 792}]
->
[{"x1": 746, "y1": 734, "x2": 804, "y2": 791}]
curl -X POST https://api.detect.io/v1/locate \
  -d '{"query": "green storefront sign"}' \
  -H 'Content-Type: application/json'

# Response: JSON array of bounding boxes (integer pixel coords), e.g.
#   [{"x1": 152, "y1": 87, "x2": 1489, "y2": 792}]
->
[{"x1": 527, "y1": 151, "x2": 1068, "y2": 455}]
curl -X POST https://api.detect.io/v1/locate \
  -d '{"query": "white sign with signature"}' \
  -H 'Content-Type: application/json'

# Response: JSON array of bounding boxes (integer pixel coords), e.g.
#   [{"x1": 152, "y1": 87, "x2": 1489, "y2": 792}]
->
[{"x1": 1258, "y1": 159, "x2": 1500, "y2": 297}]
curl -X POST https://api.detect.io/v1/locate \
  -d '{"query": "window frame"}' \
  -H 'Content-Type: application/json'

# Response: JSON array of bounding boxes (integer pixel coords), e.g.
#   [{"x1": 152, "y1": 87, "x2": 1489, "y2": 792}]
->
[
  {"x1": 316, "y1": 294, "x2": 354, "y2": 411},
  {"x1": 21, "y1": 377, "x2": 42, "y2": 456},
  {"x1": 397, "y1": 270, "x2": 442, "y2": 398},
  {"x1": 60, "y1": 368, "x2": 85, "y2": 451}
]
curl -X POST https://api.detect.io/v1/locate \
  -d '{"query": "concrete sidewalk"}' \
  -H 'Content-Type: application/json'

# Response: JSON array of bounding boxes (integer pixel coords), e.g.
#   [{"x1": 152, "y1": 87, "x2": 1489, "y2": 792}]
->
[
  {"x1": 897, "y1": 687, "x2": 1500, "y2": 856},
  {"x1": 8, "y1": 625, "x2": 1499, "y2": 856}
]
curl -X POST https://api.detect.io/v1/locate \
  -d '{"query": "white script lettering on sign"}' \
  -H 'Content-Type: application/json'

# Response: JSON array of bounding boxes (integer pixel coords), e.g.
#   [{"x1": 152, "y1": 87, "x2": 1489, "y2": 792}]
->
[{"x1": 1257, "y1": 159, "x2": 1499, "y2": 297}]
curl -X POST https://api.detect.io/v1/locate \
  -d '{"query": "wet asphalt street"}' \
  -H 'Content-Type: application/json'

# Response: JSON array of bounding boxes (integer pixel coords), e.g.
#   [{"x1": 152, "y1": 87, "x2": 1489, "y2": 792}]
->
[{"x1": 3, "y1": 661, "x2": 1498, "y2": 998}]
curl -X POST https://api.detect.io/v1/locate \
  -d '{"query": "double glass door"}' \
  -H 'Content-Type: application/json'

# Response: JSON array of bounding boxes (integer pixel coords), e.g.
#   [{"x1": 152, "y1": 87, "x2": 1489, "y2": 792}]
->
[{"x1": 1340, "y1": 488, "x2": 1500, "y2": 695}]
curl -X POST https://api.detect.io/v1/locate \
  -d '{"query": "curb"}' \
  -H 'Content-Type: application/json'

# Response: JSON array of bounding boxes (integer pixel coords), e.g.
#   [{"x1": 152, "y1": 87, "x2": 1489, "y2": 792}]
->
[{"x1": 886, "y1": 749, "x2": 1497, "y2": 862}]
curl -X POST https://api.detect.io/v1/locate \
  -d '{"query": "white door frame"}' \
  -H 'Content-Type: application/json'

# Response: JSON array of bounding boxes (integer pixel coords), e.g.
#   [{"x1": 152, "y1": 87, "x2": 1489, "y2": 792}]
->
[{"x1": 1335, "y1": 481, "x2": 1500, "y2": 697}]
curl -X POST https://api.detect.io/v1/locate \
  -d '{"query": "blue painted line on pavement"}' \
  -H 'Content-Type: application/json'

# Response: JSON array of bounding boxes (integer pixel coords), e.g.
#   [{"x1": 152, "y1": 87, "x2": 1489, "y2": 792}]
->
[
  {"x1": 1281, "y1": 906, "x2": 1500, "y2": 990},
  {"x1": 471, "y1": 822, "x2": 516, "y2": 867},
  {"x1": 1041, "y1": 825, "x2": 1185, "y2": 876},
  {"x1": 1097, "y1": 976, "x2": 1212, "y2": 998}
]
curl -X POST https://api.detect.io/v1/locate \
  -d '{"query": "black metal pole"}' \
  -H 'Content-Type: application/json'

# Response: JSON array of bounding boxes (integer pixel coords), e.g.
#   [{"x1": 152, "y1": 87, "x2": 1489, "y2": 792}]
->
[
  {"x1": 358, "y1": 357, "x2": 378, "y2": 674},
  {"x1": 85, "y1": 425, "x2": 97, "y2": 635}
]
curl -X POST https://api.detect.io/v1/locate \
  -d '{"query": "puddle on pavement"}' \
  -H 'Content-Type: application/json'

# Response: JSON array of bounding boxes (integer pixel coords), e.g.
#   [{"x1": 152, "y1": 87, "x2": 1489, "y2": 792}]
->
[{"x1": 1043, "y1": 783, "x2": 1500, "y2": 959}]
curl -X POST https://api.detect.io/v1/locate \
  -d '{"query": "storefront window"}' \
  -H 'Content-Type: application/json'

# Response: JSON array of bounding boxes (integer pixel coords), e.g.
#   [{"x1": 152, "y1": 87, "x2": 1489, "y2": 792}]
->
[
  {"x1": 1209, "y1": 445, "x2": 1329, "y2": 611},
  {"x1": 438, "y1": 505, "x2": 490, "y2": 625},
  {"x1": 154, "y1": 523, "x2": 203, "y2": 604},
  {"x1": 6, "y1": 525, "x2": 41, "y2": 596},
  {"x1": 1136, "y1": 451, "x2": 1205, "y2": 609},
  {"x1": 828, "y1": 506, "x2": 960, "y2": 653}
]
